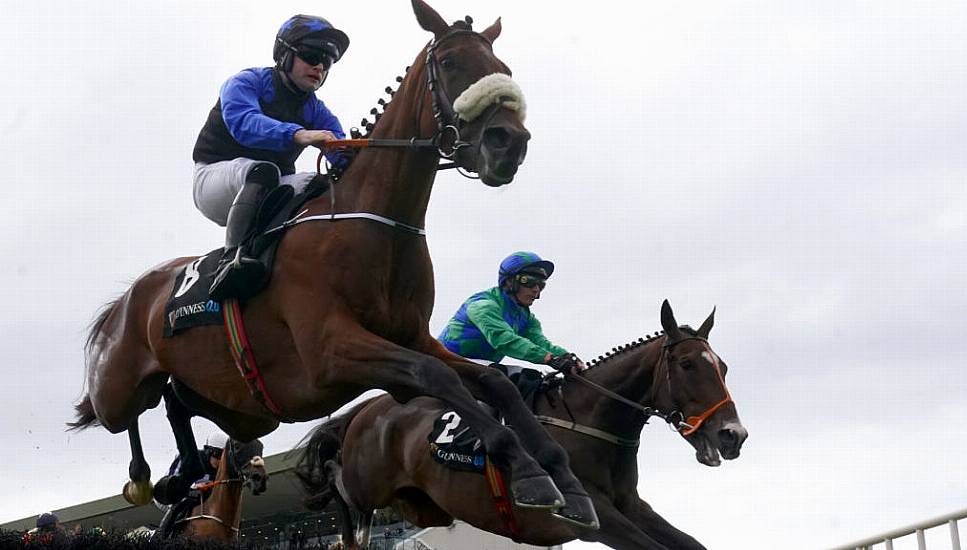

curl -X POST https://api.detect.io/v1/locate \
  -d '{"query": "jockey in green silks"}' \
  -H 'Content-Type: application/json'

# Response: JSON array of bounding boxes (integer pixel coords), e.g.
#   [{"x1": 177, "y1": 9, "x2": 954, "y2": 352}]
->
[{"x1": 438, "y1": 252, "x2": 585, "y2": 373}]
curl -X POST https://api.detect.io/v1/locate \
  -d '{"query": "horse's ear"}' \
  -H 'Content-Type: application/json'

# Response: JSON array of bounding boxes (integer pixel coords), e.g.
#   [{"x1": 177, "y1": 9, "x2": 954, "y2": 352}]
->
[
  {"x1": 698, "y1": 306, "x2": 716, "y2": 338},
  {"x1": 412, "y1": 0, "x2": 450, "y2": 39},
  {"x1": 660, "y1": 299, "x2": 683, "y2": 341},
  {"x1": 481, "y1": 17, "x2": 502, "y2": 43}
]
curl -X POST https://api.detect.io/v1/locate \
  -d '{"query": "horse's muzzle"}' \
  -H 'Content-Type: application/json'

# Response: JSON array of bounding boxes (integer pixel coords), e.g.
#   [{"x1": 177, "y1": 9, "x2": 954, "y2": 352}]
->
[
  {"x1": 717, "y1": 423, "x2": 748, "y2": 460},
  {"x1": 477, "y1": 122, "x2": 531, "y2": 187},
  {"x1": 246, "y1": 471, "x2": 268, "y2": 496}
]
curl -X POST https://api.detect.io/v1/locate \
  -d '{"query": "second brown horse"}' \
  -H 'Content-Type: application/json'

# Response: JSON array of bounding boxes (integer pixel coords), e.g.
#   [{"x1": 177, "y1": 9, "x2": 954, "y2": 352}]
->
[{"x1": 297, "y1": 301, "x2": 748, "y2": 550}]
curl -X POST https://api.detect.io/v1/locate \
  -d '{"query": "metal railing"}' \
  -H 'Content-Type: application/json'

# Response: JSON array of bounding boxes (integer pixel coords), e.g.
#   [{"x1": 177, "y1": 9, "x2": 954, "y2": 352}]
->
[{"x1": 829, "y1": 507, "x2": 965, "y2": 550}]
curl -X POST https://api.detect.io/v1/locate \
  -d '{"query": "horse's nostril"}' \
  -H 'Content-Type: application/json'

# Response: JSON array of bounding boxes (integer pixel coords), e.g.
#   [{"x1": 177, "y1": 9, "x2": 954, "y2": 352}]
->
[{"x1": 719, "y1": 428, "x2": 737, "y2": 446}]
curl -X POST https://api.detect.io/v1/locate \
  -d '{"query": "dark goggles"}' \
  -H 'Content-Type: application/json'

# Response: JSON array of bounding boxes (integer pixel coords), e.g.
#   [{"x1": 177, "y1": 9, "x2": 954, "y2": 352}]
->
[
  {"x1": 516, "y1": 274, "x2": 546, "y2": 289},
  {"x1": 296, "y1": 48, "x2": 335, "y2": 70},
  {"x1": 205, "y1": 446, "x2": 224, "y2": 460}
]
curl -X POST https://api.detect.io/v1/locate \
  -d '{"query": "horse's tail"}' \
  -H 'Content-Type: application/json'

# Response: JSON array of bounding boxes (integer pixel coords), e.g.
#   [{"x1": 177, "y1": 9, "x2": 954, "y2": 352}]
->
[
  {"x1": 67, "y1": 395, "x2": 98, "y2": 431},
  {"x1": 293, "y1": 399, "x2": 375, "y2": 510},
  {"x1": 67, "y1": 297, "x2": 120, "y2": 431}
]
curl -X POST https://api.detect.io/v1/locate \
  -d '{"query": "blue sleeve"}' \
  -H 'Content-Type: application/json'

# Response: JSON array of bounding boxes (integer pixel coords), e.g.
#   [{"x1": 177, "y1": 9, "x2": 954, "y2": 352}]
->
[
  {"x1": 220, "y1": 70, "x2": 303, "y2": 151},
  {"x1": 307, "y1": 99, "x2": 350, "y2": 170}
]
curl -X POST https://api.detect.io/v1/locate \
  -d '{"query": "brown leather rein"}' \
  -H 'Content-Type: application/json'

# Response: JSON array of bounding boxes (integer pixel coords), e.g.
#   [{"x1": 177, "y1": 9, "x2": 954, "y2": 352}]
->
[{"x1": 315, "y1": 30, "x2": 498, "y2": 172}]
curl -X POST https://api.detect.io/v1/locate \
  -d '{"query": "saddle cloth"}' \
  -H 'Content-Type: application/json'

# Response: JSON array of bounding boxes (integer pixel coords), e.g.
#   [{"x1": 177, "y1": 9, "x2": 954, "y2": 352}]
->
[
  {"x1": 425, "y1": 366, "x2": 558, "y2": 473},
  {"x1": 428, "y1": 410, "x2": 487, "y2": 473},
  {"x1": 162, "y1": 177, "x2": 331, "y2": 337},
  {"x1": 162, "y1": 252, "x2": 224, "y2": 336}
]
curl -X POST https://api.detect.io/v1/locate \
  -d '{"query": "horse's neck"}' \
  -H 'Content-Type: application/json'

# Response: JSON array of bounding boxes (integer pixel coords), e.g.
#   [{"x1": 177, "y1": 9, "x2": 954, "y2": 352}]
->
[
  {"x1": 556, "y1": 341, "x2": 665, "y2": 430},
  {"x1": 202, "y1": 454, "x2": 244, "y2": 526},
  {"x1": 312, "y1": 55, "x2": 440, "y2": 226}
]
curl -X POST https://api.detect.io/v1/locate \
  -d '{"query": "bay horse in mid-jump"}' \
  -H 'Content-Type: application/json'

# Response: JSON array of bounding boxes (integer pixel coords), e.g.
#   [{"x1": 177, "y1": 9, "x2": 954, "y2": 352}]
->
[
  {"x1": 155, "y1": 438, "x2": 267, "y2": 543},
  {"x1": 70, "y1": 0, "x2": 599, "y2": 529},
  {"x1": 296, "y1": 301, "x2": 748, "y2": 550}
]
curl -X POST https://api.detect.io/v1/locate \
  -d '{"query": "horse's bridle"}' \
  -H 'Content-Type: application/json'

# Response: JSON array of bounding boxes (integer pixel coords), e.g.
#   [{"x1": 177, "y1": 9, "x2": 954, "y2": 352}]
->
[
  {"x1": 539, "y1": 335, "x2": 734, "y2": 446},
  {"x1": 315, "y1": 28, "x2": 499, "y2": 171},
  {"x1": 294, "y1": 29, "x2": 507, "y2": 240},
  {"x1": 422, "y1": 29, "x2": 484, "y2": 160},
  {"x1": 662, "y1": 337, "x2": 734, "y2": 436}
]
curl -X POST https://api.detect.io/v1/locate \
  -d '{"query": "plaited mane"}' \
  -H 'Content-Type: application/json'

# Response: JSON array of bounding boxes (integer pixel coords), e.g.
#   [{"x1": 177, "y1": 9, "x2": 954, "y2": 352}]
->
[
  {"x1": 353, "y1": 17, "x2": 474, "y2": 139},
  {"x1": 584, "y1": 326, "x2": 699, "y2": 371}
]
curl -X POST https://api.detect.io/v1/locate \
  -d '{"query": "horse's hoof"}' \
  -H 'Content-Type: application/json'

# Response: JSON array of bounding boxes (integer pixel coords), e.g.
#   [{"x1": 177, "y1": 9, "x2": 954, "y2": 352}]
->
[
  {"x1": 551, "y1": 492, "x2": 600, "y2": 530},
  {"x1": 122, "y1": 479, "x2": 154, "y2": 506},
  {"x1": 510, "y1": 475, "x2": 564, "y2": 510}
]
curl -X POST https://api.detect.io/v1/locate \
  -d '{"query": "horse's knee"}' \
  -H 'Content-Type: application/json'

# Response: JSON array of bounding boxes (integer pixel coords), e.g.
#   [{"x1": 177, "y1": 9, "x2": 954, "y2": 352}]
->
[
  {"x1": 531, "y1": 440, "x2": 570, "y2": 469},
  {"x1": 484, "y1": 425, "x2": 521, "y2": 459}
]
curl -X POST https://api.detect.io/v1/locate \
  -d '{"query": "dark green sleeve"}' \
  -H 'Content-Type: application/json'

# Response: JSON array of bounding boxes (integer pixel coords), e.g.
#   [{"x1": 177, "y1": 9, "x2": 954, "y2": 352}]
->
[
  {"x1": 466, "y1": 300, "x2": 551, "y2": 364},
  {"x1": 521, "y1": 315, "x2": 569, "y2": 357}
]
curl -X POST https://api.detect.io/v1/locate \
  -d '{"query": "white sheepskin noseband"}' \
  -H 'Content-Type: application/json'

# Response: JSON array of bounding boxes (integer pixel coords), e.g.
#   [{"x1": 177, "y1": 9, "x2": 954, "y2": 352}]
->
[{"x1": 453, "y1": 73, "x2": 527, "y2": 123}]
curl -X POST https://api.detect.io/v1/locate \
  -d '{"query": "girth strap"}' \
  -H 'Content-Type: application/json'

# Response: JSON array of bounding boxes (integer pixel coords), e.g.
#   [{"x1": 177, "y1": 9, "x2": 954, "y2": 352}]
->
[
  {"x1": 484, "y1": 456, "x2": 520, "y2": 540},
  {"x1": 273, "y1": 210, "x2": 427, "y2": 236},
  {"x1": 536, "y1": 415, "x2": 639, "y2": 448},
  {"x1": 222, "y1": 298, "x2": 296, "y2": 423}
]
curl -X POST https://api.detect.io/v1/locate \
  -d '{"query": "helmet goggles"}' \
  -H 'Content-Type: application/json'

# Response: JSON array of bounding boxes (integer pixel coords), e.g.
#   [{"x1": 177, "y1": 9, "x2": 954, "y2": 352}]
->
[
  {"x1": 515, "y1": 273, "x2": 546, "y2": 290},
  {"x1": 295, "y1": 47, "x2": 335, "y2": 69},
  {"x1": 205, "y1": 445, "x2": 224, "y2": 460}
]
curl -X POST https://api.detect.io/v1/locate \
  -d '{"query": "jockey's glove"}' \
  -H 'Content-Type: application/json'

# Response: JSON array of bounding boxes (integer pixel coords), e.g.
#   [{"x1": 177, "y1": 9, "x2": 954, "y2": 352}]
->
[{"x1": 548, "y1": 353, "x2": 580, "y2": 373}]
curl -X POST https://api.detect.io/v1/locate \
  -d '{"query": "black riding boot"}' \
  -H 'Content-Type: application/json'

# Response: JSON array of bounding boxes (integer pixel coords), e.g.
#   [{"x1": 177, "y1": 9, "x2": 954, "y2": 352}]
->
[{"x1": 209, "y1": 180, "x2": 270, "y2": 300}]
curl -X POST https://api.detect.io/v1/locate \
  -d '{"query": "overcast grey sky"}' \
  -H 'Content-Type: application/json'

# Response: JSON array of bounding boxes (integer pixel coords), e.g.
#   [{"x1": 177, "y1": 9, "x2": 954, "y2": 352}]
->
[{"x1": 1, "y1": 1, "x2": 965, "y2": 549}]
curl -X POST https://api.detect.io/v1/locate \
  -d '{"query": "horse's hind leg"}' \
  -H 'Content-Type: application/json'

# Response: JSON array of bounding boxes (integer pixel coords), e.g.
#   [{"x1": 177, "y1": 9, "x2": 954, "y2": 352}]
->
[
  {"x1": 121, "y1": 418, "x2": 154, "y2": 505},
  {"x1": 170, "y1": 378, "x2": 279, "y2": 442},
  {"x1": 161, "y1": 382, "x2": 204, "y2": 500}
]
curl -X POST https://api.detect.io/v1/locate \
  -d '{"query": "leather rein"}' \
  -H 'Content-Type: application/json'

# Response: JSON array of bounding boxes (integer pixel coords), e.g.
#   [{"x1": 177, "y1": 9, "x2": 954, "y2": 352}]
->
[
  {"x1": 301, "y1": 29, "x2": 498, "y2": 237},
  {"x1": 537, "y1": 336, "x2": 733, "y2": 447},
  {"x1": 178, "y1": 447, "x2": 264, "y2": 536},
  {"x1": 315, "y1": 29, "x2": 494, "y2": 171}
]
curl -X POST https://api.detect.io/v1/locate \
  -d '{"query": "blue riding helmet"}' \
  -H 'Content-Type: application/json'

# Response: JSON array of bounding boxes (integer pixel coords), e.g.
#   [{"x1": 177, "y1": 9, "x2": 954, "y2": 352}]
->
[
  {"x1": 273, "y1": 15, "x2": 350, "y2": 71},
  {"x1": 497, "y1": 252, "x2": 555, "y2": 287}
]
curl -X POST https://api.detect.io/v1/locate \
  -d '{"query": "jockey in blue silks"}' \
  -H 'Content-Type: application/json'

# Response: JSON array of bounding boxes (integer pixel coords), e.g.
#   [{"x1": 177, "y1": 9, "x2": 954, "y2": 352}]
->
[{"x1": 192, "y1": 14, "x2": 351, "y2": 300}]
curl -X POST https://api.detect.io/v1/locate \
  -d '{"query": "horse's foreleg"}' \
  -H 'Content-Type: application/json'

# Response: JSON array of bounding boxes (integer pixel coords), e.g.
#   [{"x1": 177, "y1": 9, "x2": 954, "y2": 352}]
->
[
  {"x1": 621, "y1": 498, "x2": 707, "y2": 550},
  {"x1": 579, "y1": 495, "x2": 673, "y2": 550},
  {"x1": 121, "y1": 418, "x2": 154, "y2": 506},
  {"x1": 444, "y1": 360, "x2": 598, "y2": 529}
]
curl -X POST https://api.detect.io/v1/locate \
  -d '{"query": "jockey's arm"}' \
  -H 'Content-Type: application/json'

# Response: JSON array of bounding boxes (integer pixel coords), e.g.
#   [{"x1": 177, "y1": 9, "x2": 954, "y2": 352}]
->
[
  {"x1": 466, "y1": 300, "x2": 552, "y2": 365},
  {"x1": 219, "y1": 70, "x2": 303, "y2": 151},
  {"x1": 305, "y1": 98, "x2": 349, "y2": 169},
  {"x1": 294, "y1": 129, "x2": 339, "y2": 146},
  {"x1": 522, "y1": 317, "x2": 587, "y2": 370}
]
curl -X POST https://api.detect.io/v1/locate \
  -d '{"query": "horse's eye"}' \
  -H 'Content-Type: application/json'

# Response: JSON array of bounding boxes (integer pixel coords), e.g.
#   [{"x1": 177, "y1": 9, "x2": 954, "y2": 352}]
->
[
  {"x1": 679, "y1": 360, "x2": 693, "y2": 370},
  {"x1": 440, "y1": 56, "x2": 456, "y2": 70}
]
